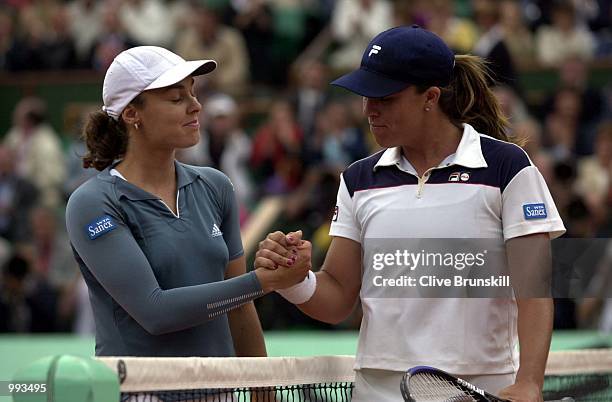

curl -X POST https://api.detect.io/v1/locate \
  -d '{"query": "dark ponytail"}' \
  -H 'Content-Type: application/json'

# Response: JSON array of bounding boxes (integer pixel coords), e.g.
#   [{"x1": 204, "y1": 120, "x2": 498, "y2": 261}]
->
[
  {"x1": 433, "y1": 55, "x2": 518, "y2": 144},
  {"x1": 81, "y1": 111, "x2": 128, "y2": 170},
  {"x1": 81, "y1": 95, "x2": 144, "y2": 171}
]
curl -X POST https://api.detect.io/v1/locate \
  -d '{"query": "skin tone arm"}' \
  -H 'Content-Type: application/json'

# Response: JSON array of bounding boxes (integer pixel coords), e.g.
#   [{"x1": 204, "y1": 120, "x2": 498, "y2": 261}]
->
[
  {"x1": 225, "y1": 255, "x2": 267, "y2": 356},
  {"x1": 255, "y1": 232, "x2": 362, "y2": 324},
  {"x1": 499, "y1": 233, "x2": 553, "y2": 402}
]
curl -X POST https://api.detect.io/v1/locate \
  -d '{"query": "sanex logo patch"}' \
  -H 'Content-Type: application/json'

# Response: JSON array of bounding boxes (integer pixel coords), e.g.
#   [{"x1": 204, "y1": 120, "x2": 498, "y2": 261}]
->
[
  {"x1": 86, "y1": 215, "x2": 116, "y2": 240},
  {"x1": 523, "y1": 203, "x2": 547, "y2": 220}
]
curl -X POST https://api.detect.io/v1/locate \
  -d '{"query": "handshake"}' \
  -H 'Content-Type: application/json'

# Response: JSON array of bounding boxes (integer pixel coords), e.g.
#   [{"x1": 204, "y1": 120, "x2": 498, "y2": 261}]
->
[{"x1": 253, "y1": 230, "x2": 315, "y2": 303}]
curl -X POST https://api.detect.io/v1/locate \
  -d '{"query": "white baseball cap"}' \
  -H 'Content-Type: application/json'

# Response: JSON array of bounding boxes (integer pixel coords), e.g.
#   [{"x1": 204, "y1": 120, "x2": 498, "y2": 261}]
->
[{"x1": 102, "y1": 46, "x2": 216, "y2": 120}]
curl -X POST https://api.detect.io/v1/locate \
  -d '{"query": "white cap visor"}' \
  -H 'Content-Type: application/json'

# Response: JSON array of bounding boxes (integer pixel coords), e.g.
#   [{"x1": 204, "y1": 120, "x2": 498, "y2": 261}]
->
[{"x1": 144, "y1": 60, "x2": 217, "y2": 91}]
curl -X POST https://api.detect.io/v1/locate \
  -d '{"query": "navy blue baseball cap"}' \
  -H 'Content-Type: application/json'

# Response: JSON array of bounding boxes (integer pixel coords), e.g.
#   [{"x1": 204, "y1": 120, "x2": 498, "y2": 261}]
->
[{"x1": 331, "y1": 25, "x2": 455, "y2": 98}]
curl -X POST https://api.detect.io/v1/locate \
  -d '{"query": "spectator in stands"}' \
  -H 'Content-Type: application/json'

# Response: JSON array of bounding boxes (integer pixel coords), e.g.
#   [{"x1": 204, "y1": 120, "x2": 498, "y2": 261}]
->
[
  {"x1": 542, "y1": 56, "x2": 606, "y2": 156},
  {"x1": 0, "y1": 237, "x2": 9, "y2": 268},
  {"x1": 5, "y1": 6, "x2": 50, "y2": 70},
  {"x1": 250, "y1": 100, "x2": 303, "y2": 195},
  {"x1": 67, "y1": 0, "x2": 103, "y2": 68},
  {"x1": 498, "y1": 0, "x2": 537, "y2": 70},
  {"x1": 119, "y1": 0, "x2": 174, "y2": 47},
  {"x1": 42, "y1": 5, "x2": 77, "y2": 70},
  {"x1": 535, "y1": 0, "x2": 595, "y2": 66},
  {"x1": 424, "y1": 0, "x2": 478, "y2": 54},
  {"x1": 516, "y1": 119, "x2": 554, "y2": 184},
  {"x1": 318, "y1": 101, "x2": 368, "y2": 171},
  {"x1": 27, "y1": 205, "x2": 78, "y2": 330},
  {"x1": 492, "y1": 85, "x2": 529, "y2": 127},
  {"x1": 178, "y1": 93, "x2": 254, "y2": 209},
  {"x1": 3, "y1": 97, "x2": 66, "y2": 208},
  {"x1": 28, "y1": 206, "x2": 77, "y2": 292},
  {"x1": 0, "y1": 252, "x2": 59, "y2": 332},
  {"x1": 230, "y1": 0, "x2": 276, "y2": 86},
  {"x1": 548, "y1": 159, "x2": 578, "y2": 226},
  {"x1": 329, "y1": 0, "x2": 393, "y2": 70},
  {"x1": 0, "y1": 8, "x2": 15, "y2": 69},
  {"x1": 472, "y1": 0, "x2": 520, "y2": 93},
  {"x1": 175, "y1": 4, "x2": 250, "y2": 97},
  {"x1": 5, "y1": 0, "x2": 77, "y2": 70},
  {"x1": 282, "y1": 101, "x2": 368, "y2": 242},
  {"x1": 90, "y1": 2, "x2": 136, "y2": 71},
  {"x1": 575, "y1": 121, "x2": 612, "y2": 225},
  {"x1": 290, "y1": 60, "x2": 329, "y2": 145},
  {"x1": 0, "y1": 145, "x2": 39, "y2": 243},
  {"x1": 544, "y1": 87, "x2": 584, "y2": 160},
  {"x1": 545, "y1": 56, "x2": 606, "y2": 133}
]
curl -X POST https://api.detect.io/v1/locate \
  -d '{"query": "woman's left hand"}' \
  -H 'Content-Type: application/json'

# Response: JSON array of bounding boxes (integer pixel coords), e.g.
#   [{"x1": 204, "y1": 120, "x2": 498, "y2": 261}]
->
[
  {"x1": 498, "y1": 380, "x2": 543, "y2": 402},
  {"x1": 254, "y1": 230, "x2": 303, "y2": 270}
]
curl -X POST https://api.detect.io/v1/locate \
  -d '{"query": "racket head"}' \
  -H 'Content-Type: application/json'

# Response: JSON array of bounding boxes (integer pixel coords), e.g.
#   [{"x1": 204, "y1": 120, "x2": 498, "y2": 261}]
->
[{"x1": 401, "y1": 366, "x2": 506, "y2": 402}]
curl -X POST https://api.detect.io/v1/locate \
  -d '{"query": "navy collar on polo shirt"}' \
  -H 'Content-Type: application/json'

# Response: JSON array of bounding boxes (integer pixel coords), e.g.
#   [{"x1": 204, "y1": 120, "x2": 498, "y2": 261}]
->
[
  {"x1": 373, "y1": 123, "x2": 488, "y2": 173},
  {"x1": 97, "y1": 160, "x2": 200, "y2": 201}
]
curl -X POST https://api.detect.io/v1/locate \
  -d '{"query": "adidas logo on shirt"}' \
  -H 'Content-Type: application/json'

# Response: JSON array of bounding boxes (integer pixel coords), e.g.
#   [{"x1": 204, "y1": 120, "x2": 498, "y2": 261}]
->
[{"x1": 211, "y1": 224, "x2": 223, "y2": 238}]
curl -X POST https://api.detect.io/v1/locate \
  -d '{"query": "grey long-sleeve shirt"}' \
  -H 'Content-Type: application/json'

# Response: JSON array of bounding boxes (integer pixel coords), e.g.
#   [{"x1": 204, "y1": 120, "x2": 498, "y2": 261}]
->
[{"x1": 66, "y1": 162, "x2": 263, "y2": 356}]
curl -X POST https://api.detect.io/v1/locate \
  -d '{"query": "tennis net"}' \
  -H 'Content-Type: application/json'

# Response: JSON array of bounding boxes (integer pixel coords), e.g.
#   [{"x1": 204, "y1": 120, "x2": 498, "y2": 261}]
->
[{"x1": 98, "y1": 349, "x2": 612, "y2": 402}]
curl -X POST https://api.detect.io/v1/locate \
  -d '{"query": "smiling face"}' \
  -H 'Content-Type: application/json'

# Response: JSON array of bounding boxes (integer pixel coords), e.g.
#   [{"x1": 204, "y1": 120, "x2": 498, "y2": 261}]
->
[
  {"x1": 363, "y1": 86, "x2": 431, "y2": 148},
  {"x1": 125, "y1": 77, "x2": 202, "y2": 151}
]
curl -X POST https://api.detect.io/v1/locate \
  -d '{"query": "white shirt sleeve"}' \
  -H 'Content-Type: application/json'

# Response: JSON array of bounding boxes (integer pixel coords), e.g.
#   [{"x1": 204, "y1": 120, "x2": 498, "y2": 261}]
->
[
  {"x1": 502, "y1": 165, "x2": 566, "y2": 241},
  {"x1": 329, "y1": 174, "x2": 361, "y2": 243}
]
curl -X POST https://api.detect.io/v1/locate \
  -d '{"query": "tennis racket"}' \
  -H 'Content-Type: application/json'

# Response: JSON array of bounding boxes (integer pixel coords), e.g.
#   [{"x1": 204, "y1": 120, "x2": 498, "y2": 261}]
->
[
  {"x1": 401, "y1": 366, "x2": 575, "y2": 402},
  {"x1": 401, "y1": 366, "x2": 508, "y2": 402}
]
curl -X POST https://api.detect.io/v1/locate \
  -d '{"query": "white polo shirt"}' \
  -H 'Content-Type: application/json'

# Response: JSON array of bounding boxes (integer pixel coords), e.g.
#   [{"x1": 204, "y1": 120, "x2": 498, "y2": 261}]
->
[{"x1": 329, "y1": 124, "x2": 565, "y2": 374}]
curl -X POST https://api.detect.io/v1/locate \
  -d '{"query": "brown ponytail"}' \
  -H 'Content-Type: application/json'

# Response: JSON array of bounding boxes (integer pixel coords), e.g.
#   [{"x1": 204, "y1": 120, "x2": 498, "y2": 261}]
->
[
  {"x1": 81, "y1": 95, "x2": 144, "y2": 171},
  {"x1": 427, "y1": 55, "x2": 518, "y2": 144}
]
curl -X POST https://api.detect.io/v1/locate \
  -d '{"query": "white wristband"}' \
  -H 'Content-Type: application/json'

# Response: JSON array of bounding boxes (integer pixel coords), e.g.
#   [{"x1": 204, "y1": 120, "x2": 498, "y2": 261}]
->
[{"x1": 276, "y1": 270, "x2": 317, "y2": 304}]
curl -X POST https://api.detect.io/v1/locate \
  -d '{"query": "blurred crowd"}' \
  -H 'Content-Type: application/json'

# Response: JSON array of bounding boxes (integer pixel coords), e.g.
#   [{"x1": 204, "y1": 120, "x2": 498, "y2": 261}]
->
[{"x1": 0, "y1": 0, "x2": 611, "y2": 335}]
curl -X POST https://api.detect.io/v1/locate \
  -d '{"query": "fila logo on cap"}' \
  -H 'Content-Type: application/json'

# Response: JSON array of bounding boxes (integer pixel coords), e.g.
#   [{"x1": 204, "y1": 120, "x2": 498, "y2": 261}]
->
[
  {"x1": 368, "y1": 45, "x2": 382, "y2": 57},
  {"x1": 211, "y1": 223, "x2": 223, "y2": 237}
]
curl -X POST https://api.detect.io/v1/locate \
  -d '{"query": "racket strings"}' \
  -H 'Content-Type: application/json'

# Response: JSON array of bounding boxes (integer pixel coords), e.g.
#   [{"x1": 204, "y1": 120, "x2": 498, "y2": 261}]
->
[{"x1": 408, "y1": 373, "x2": 478, "y2": 402}]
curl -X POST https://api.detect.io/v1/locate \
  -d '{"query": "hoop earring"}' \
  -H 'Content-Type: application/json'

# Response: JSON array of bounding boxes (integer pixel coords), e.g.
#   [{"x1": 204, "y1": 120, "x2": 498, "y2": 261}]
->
[{"x1": 134, "y1": 122, "x2": 140, "y2": 130}]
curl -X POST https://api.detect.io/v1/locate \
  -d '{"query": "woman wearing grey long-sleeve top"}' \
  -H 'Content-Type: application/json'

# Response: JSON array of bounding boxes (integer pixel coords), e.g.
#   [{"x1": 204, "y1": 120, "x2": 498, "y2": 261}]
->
[{"x1": 65, "y1": 46, "x2": 310, "y2": 357}]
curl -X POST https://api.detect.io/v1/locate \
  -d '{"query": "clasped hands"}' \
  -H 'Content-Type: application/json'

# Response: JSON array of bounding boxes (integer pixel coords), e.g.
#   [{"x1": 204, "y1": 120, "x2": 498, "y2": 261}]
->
[{"x1": 253, "y1": 230, "x2": 312, "y2": 293}]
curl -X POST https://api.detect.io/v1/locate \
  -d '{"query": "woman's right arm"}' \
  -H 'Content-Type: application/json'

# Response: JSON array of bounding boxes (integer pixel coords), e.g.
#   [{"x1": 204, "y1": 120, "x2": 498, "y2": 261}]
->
[
  {"x1": 65, "y1": 189, "x2": 302, "y2": 335},
  {"x1": 298, "y1": 236, "x2": 361, "y2": 324}
]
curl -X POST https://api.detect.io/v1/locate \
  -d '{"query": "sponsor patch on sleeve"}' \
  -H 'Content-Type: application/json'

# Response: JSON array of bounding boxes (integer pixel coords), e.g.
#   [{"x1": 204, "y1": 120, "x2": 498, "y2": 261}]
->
[
  {"x1": 523, "y1": 203, "x2": 547, "y2": 220},
  {"x1": 86, "y1": 215, "x2": 117, "y2": 240},
  {"x1": 332, "y1": 206, "x2": 339, "y2": 222}
]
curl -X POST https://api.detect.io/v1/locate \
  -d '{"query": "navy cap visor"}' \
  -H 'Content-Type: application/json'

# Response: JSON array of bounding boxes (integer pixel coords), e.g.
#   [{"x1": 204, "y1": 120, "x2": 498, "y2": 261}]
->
[{"x1": 330, "y1": 68, "x2": 410, "y2": 98}]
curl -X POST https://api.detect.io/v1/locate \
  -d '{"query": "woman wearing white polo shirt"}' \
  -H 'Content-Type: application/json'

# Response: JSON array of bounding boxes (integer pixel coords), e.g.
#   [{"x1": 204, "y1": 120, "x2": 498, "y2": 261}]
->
[{"x1": 257, "y1": 26, "x2": 564, "y2": 402}]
